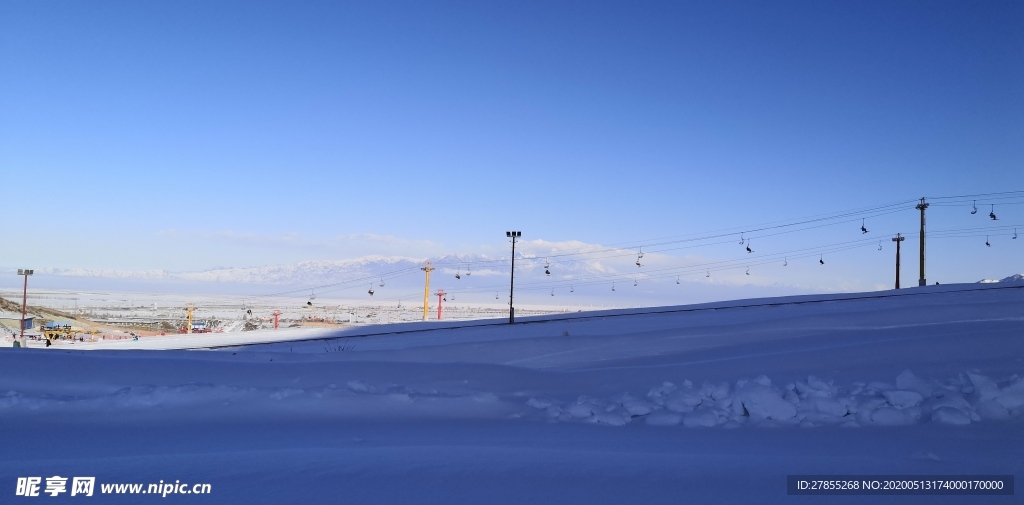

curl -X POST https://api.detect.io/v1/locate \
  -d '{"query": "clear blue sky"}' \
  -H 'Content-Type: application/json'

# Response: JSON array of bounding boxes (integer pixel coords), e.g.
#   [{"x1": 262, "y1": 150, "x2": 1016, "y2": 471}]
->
[{"x1": 1, "y1": 1, "x2": 1021, "y2": 290}]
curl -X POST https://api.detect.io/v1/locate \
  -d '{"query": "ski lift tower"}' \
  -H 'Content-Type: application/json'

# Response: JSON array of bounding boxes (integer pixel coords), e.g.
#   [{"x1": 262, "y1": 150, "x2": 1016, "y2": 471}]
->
[
  {"x1": 16, "y1": 269, "x2": 33, "y2": 348},
  {"x1": 421, "y1": 261, "x2": 434, "y2": 321},
  {"x1": 434, "y1": 290, "x2": 445, "y2": 320}
]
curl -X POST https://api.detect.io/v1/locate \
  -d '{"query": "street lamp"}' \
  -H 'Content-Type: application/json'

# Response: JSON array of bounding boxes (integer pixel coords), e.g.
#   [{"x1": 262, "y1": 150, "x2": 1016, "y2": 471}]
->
[
  {"x1": 16, "y1": 269, "x2": 33, "y2": 348},
  {"x1": 506, "y1": 231, "x2": 521, "y2": 324}
]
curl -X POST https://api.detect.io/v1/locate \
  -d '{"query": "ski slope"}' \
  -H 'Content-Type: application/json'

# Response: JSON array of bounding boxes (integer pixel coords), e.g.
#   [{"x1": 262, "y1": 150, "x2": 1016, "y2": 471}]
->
[{"x1": 1, "y1": 282, "x2": 1022, "y2": 504}]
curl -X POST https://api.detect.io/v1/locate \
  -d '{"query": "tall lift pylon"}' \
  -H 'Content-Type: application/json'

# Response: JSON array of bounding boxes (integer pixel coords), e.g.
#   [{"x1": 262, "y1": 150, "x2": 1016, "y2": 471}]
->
[{"x1": 421, "y1": 261, "x2": 434, "y2": 321}]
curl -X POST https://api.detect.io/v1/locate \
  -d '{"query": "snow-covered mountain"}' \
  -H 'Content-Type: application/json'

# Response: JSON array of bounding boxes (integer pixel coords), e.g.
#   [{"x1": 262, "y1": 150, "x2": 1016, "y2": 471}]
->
[
  {"x1": 977, "y1": 274, "x2": 1024, "y2": 284},
  {"x1": 35, "y1": 253, "x2": 615, "y2": 286}
]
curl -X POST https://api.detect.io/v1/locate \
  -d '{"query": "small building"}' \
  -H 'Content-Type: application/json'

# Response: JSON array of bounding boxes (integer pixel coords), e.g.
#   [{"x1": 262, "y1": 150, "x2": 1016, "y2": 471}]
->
[{"x1": 0, "y1": 311, "x2": 35, "y2": 331}]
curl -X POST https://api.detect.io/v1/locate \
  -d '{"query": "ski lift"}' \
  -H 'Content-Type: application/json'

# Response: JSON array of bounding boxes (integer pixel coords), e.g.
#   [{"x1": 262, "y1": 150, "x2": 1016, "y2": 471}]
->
[
  {"x1": 638, "y1": 247, "x2": 644, "y2": 259},
  {"x1": 746, "y1": 239, "x2": 753, "y2": 253},
  {"x1": 570, "y1": 285, "x2": 574, "y2": 293},
  {"x1": 455, "y1": 269, "x2": 461, "y2": 280},
  {"x1": 307, "y1": 301, "x2": 313, "y2": 307},
  {"x1": 706, "y1": 270, "x2": 710, "y2": 278},
  {"x1": 739, "y1": 232, "x2": 744, "y2": 246},
  {"x1": 861, "y1": 218, "x2": 868, "y2": 234},
  {"x1": 545, "y1": 259, "x2": 551, "y2": 276},
  {"x1": 819, "y1": 255, "x2": 825, "y2": 265},
  {"x1": 878, "y1": 240, "x2": 883, "y2": 251},
  {"x1": 634, "y1": 278, "x2": 638, "y2": 287},
  {"x1": 985, "y1": 236, "x2": 991, "y2": 247},
  {"x1": 550, "y1": 289, "x2": 555, "y2": 296},
  {"x1": 611, "y1": 282, "x2": 616, "y2": 291},
  {"x1": 745, "y1": 266, "x2": 750, "y2": 276},
  {"x1": 466, "y1": 267, "x2": 471, "y2": 276},
  {"x1": 676, "y1": 275, "x2": 680, "y2": 284},
  {"x1": 379, "y1": 277, "x2": 385, "y2": 287},
  {"x1": 971, "y1": 200, "x2": 978, "y2": 215},
  {"x1": 495, "y1": 292, "x2": 500, "y2": 300},
  {"x1": 989, "y1": 204, "x2": 997, "y2": 221},
  {"x1": 784, "y1": 257, "x2": 788, "y2": 267},
  {"x1": 1014, "y1": 228, "x2": 1018, "y2": 240},
  {"x1": 368, "y1": 285, "x2": 375, "y2": 296}
]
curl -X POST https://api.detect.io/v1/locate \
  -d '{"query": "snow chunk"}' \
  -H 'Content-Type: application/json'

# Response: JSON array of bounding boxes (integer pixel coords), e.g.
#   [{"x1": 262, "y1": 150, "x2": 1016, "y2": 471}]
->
[
  {"x1": 733, "y1": 382, "x2": 797, "y2": 421},
  {"x1": 870, "y1": 407, "x2": 916, "y2": 426},
  {"x1": 682, "y1": 408, "x2": 719, "y2": 427},
  {"x1": 975, "y1": 400, "x2": 1011, "y2": 421},
  {"x1": 883, "y1": 390, "x2": 924, "y2": 408},
  {"x1": 645, "y1": 411, "x2": 683, "y2": 426},
  {"x1": 931, "y1": 407, "x2": 971, "y2": 425},
  {"x1": 896, "y1": 370, "x2": 935, "y2": 398},
  {"x1": 618, "y1": 394, "x2": 655, "y2": 416},
  {"x1": 526, "y1": 397, "x2": 556, "y2": 409},
  {"x1": 967, "y1": 372, "x2": 1000, "y2": 401},
  {"x1": 346, "y1": 380, "x2": 372, "y2": 393},
  {"x1": 663, "y1": 389, "x2": 703, "y2": 413}
]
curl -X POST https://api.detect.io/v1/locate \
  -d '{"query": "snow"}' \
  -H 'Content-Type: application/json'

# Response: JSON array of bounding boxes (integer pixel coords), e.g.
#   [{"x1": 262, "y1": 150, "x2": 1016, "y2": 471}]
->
[{"x1": 1, "y1": 282, "x2": 1022, "y2": 503}]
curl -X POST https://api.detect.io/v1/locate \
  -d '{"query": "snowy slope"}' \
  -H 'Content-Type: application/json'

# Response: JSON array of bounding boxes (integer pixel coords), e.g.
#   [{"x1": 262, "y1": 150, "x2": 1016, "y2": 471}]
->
[{"x1": 1, "y1": 282, "x2": 1022, "y2": 504}]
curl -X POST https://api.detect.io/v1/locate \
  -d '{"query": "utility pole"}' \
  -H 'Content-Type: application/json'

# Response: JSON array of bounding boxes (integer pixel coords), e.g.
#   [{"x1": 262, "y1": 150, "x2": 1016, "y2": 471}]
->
[
  {"x1": 17, "y1": 269, "x2": 33, "y2": 348},
  {"x1": 916, "y1": 197, "x2": 929, "y2": 286},
  {"x1": 506, "y1": 231, "x2": 521, "y2": 324},
  {"x1": 421, "y1": 261, "x2": 434, "y2": 321},
  {"x1": 892, "y1": 233, "x2": 905, "y2": 289}
]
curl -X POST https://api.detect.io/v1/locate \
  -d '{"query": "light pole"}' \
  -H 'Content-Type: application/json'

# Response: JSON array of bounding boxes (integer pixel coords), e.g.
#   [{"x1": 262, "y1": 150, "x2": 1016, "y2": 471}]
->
[
  {"x1": 17, "y1": 269, "x2": 33, "y2": 348},
  {"x1": 506, "y1": 231, "x2": 521, "y2": 324}
]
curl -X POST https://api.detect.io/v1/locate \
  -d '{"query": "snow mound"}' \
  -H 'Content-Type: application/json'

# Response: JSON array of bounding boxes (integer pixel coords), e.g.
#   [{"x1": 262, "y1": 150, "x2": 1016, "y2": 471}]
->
[
  {"x1": 977, "y1": 274, "x2": 1024, "y2": 284},
  {"x1": 524, "y1": 369, "x2": 1024, "y2": 428}
]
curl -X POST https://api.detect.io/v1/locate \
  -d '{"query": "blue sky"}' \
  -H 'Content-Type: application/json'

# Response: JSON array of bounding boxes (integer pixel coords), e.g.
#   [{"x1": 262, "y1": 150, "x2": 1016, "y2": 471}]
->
[{"x1": 1, "y1": 1, "x2": 1021, "y2": 294}]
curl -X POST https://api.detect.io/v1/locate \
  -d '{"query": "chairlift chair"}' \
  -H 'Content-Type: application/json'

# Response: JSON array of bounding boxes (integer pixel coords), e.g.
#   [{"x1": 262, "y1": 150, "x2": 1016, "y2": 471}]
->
[
  {"x1": 986, "y1": 236, "x2": 991, "y2": 247},
  {"x1": 971, "y1": 200, "x2": 978, "y2": 215},
  {"x1": 379, "y1": 277, "x2": 385, "y2": 287},
  {"x1": 1014, "y1": 228, "x2": 1018, "y2": 240},
  {"x1": 745, "y1": 266, "x2": 750, "y2": 275},
  {"x1": 990, "y1": 204, "x2": 997, "y2": 220},
  {"x1": 861, "y1": 218, "x2": 868, "y2": 234},
  {"x1": 455, "y1": 269, "x2": 461, "y2": 280},
  {"x1": 368, "y1": 285, "x2": 375, "y2": 296},
  {"x1": 819, "y1": 255, "x2": 825, "y2": 265},
  {"x1": 676, "y1": 275, "x2": 680, "y2": 284},
  {"x1": 746, "y1": 239, "x2": 753, "y2": 253},
  {"x1": 784, "y1": 257, "x2": 788, "y2": 266}
]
